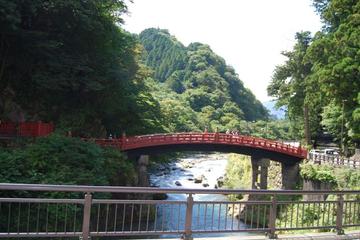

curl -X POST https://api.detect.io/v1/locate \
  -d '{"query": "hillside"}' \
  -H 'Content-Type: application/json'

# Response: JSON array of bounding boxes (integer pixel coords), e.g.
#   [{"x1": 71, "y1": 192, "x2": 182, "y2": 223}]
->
[{"x1": 139, "y1": 28, "x2": 268, "y2": 132}]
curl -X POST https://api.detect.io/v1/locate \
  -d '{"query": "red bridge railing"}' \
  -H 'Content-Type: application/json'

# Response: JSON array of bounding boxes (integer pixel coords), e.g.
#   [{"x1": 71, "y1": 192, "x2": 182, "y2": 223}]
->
[
  {"x1": 0, "y1": 121, "x2": 54, "y2": 137},
  {"x1": 93, "y1": 133, "x2": 307, "y2": 159}
]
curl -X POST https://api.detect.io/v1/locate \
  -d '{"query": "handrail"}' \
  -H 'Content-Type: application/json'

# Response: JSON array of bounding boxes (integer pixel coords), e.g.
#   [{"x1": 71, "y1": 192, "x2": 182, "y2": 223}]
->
[
  {"x1": 0, "y1": 183, "x2": 358, "y2": 195},
  {"x1": 0, "y1": 183, "x2": 359, "y2": 239},
  {"x1": 308, "y1": 152, "x2": 360, "y2": 168}
]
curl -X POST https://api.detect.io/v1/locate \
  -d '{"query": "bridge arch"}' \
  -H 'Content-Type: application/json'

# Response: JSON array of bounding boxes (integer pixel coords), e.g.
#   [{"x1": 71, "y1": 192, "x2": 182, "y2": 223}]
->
[
  {"x1": 96, "y1": 132, "x2": 306, "y2": 163},
  {"x1": 94, "y1": 132, "x2": 307, "y2": 190}
]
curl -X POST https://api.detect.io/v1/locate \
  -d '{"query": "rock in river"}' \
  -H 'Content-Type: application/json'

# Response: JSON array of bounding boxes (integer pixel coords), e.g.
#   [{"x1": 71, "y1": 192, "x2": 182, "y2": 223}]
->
[
  {"x1": 194, "y1": 174, "x2": 206, "y2": 184},
  {"x1": 202, "y1": 182, "x2": 209, "y2": 187}
]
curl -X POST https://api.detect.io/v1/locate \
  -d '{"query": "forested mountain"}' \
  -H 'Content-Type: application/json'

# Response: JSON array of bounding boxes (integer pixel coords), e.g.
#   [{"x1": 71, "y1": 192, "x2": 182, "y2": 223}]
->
[{"x1": 139, "y1": 28, "x2": 268, "y2": 132}]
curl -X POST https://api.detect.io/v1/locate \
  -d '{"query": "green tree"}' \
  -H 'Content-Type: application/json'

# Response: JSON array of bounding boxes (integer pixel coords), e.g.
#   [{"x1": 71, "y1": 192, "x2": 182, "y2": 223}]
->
[
  {"x1": 350, "y1": 93, "x2": 360, "y2": 146},
  {"x1": 306, "y1": 0, "x2": 360, "y2": 147},
  {"x1": 268, "y1": 32, "x2": 315, "y2": 143}
]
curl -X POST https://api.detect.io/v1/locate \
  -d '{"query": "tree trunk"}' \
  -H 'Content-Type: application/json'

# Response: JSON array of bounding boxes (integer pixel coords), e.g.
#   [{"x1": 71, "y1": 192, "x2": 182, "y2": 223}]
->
[
  {"x1": 0, "y1": 35, "x2": 8, "y2": 84},
  {"x1": 304, "y1": 104, "x2": 311, "y2": 145}
]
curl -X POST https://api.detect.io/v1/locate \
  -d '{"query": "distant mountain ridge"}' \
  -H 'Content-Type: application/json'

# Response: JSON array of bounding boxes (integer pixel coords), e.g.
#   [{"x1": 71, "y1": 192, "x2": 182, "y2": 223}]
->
[{"x1": 263, "y1": 100, "x2": 286, "y2": 119}]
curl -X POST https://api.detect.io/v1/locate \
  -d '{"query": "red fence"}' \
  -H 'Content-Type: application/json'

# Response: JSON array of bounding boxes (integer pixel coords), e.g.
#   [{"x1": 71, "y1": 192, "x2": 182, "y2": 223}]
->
[
  {"x1": 0, "y1": 122, "x2": 17, "y2": 135},
  {"x1": 94, "y1": 133, "x2": 308, "y2": 159},
  {"x1": 0, "y1": 121, "x2": 54, "y2": 137}
]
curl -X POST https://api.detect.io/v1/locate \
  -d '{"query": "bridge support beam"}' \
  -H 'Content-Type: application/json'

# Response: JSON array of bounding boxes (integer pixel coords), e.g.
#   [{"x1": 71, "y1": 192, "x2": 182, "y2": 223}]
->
[
  {"x1": 281, "y1": 162, "x2": 300, "y2": 190},
  {"x1": 135, "y1": 155, "x2": 152, "y2": 201},
  {"x1": 251, "y1": 157, "x2": 270, "y2": 189}
]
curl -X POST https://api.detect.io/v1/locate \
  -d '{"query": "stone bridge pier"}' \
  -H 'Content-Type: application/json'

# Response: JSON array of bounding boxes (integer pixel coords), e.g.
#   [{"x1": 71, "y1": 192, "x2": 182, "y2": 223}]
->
[
  {"x1": 281, "y1": 162, "x2": 300, "y2": 190},
  {"x1": 251, "y1": 157, "x2": 270, "y2": 189},
  {"x1": 137, "y1": 155, "x2": 150, "y2": 187},
  {"x1": 251, "y1": 156, "x2": 299, "y2": 190}
]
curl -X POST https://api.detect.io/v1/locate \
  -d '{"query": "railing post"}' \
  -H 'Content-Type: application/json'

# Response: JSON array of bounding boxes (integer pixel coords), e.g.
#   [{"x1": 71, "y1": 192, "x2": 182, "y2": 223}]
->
[
  {"x1": 121, "y1": 132, "x2": 126, "y2": 149},
  {"x1": 336, "y1": 194, "x2": 344, "y2": 235},
  {"x1": 81, "y1": 192, "x2": 92, "y2": 240},
  {"x1": 183, "y1": 193, "x2": 194, "y2": 240},
  {"x1": 268, "y1": 195, "x2": 277, "y2": 239}
]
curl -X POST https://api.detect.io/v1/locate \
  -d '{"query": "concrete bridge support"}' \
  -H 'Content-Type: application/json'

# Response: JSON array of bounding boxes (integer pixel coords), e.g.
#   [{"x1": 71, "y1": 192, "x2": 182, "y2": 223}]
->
[
  {"x1": 135, "y1": 155, "x2": 152, "y2": 200},
  {"x1": 137, "y1": 155, "x2": 150, "y2": 187},
  {"x1": 251, "y1": 157, "x2": 270, "y2": 189},
  {"x1": 251, "y1": 157, "x2": 300, "y2": 190},
  {"x1": 281, "y1": 162, "x2": 300, "y2": 190}
]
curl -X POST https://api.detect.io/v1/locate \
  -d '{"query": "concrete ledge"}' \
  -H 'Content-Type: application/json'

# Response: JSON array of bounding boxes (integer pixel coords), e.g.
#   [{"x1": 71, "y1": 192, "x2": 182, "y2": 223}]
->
[
  {"x1": 136, "y1": 230, "x2": 360, "y2": 240},
  {"x1": 275, "y1": 230, "x2": 360, "y2": 240}
]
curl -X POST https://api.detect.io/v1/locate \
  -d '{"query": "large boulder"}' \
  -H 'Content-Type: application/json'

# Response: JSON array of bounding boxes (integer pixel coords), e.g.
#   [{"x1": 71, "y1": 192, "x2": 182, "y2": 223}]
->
[{"x1": 194, "y1": 174, "x2": 206, "y2": 184}]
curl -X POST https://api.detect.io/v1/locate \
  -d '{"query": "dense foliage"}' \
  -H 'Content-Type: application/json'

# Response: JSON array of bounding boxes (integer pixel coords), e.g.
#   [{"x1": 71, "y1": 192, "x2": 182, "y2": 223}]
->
[
  {"x1": 0, "y1": 135, "x2": 138, "y2": 231},
  {"x1": 139, "y1": 28, "x2": 268, "y2": 132},
  {"x1": 0, "y1": 135, "x2": 136, "y2": 191},
  {"x1": 0, "y1": 0, "x2": 162, "y2": 137},
  {"x1": 300, "y1": 163, "x2": 337, "y2": 184},
  {"x1": 224, "y1": 154, "x2": 252, "y2": 191},
  {"x1": 268, "y1": 0, "x2": 360, "y2": 149},
  {"x1": 300, "y1": 162, "x2": 360, "y2": 189}
]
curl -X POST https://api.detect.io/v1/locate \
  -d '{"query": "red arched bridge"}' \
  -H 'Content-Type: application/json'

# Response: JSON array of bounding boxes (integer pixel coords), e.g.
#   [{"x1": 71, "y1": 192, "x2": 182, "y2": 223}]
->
[
  {"x1": 93, "y1": 132, "x2": 307, "y2": 163},
  {"x1": 0, "y1": 121, "x2": 307, "y2": 163}
]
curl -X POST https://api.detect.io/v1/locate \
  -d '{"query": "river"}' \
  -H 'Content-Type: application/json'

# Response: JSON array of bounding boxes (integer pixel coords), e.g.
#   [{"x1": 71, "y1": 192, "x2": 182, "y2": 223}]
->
[{"x1": 149, "y1": 152, "x2": 252, "y2": 238}]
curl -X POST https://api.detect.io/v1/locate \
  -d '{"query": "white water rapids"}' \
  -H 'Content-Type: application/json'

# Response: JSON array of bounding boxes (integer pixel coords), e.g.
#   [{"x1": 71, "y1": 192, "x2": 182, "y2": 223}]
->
[{"x1": 149, "y1": 153, "x2": 252, "y2": 238}]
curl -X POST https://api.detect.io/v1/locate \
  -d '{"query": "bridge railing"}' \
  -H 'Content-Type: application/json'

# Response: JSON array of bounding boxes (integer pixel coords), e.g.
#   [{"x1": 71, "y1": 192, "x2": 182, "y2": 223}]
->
[
  {"x1": 0, "y1": 183, "x2": 359, "y2": 239},
  {"x1": 115, "y1": 133, "x2": 307, "y2": 158},
  {"x1": 0, "y1": 121, "x2": 54, "y2": 137},
  {"x1": 308, "y1": 152, "x2": 360, "y2": 168}
]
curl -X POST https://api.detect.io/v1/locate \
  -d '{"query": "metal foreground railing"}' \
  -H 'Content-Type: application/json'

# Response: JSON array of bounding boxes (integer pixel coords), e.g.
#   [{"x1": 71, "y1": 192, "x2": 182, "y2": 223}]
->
[{"x1": 0, "y1": 184, "x2": 359, "y2": 239}]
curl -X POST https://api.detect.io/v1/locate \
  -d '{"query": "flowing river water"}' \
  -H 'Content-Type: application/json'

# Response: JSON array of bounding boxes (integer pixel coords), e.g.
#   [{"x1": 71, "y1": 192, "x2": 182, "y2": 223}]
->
[{"x1": 149, "y1": 153, "x2": 252, "y2": 238}]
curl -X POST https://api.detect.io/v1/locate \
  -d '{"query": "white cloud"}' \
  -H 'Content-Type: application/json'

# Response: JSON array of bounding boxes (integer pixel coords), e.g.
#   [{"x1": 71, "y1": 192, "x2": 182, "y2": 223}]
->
[{"x1": 123, "y1": 0, "x2": 322, "y2": 102}]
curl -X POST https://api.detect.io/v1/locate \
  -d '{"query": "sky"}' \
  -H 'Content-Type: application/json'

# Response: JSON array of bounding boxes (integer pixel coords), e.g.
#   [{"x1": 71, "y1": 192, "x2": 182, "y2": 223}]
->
[{"x1": 123, "y1": 0, "x2": 323, "y2": 102}]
